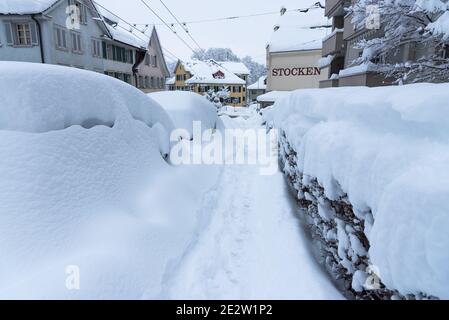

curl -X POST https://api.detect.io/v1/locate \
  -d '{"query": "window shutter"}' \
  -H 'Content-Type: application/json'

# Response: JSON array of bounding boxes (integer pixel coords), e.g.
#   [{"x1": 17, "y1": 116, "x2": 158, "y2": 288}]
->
[
  {"x1": 55, "y1": 28, "x2": 61, "y2": 48},
  {"x1": 71, "y1": 33, "x2": 76, "y2": 52},
  {"x1": 4, "y1": 22, "x2": 14, "y2": 45},
  {"x1": 77, "y1": 34, "x2": 82, "y2": 52},
  {"x1": 82, "y1": 5, "x2": 88, "y2": 24},
  {"x1": 30, "y1": 22, "x2": 39, "y2": 45},
  {"x1": 62, "y1": 30, "x2": 67, "y2": 48}
]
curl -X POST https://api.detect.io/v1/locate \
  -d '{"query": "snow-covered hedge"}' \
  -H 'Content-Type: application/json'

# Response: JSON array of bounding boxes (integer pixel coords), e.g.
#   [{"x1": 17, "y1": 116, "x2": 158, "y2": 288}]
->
[
  {"x1": 266, "y1": 84, "x2": 449, "y2": 299},
  {"x1": 0, "y1": 63, "x2": 220, "y2": 299}
]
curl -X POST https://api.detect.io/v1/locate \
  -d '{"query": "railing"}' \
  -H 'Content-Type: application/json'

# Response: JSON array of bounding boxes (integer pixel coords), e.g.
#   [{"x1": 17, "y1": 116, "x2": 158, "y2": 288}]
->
[{"x1": 322, "y1": 30, "x2": 344, "y2": 57}]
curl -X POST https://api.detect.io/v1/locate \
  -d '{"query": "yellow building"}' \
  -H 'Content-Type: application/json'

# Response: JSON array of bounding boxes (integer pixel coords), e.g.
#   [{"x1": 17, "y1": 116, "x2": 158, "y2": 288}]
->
[{"x1": 170, "y1": 59, "x2": 249, "y2": 107}]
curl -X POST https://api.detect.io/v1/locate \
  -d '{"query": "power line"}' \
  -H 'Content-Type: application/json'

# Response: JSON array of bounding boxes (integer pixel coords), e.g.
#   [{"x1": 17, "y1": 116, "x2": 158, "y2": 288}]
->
[
  {"x1": 158, "y1": 0, "x2": 204, "y2": 53},
  {"x1": 133, "y1": 2, "x2": 324, "y2": 27},
  {"x1": 139, "y1": 0, "x2": 197, "y2": 53},
  {"x1": 163, "y1": 48, "x2": 181, "y2": 61},
  {"x1": 92, "y1": 1, "x2": 183, "y2": 62}
]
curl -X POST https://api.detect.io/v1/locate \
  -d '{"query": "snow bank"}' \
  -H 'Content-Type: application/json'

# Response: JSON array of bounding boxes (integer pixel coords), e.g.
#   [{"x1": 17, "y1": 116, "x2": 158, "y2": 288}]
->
[
  {"x1": 148, "y1": 91, "x2": 218, "y2": 140},
  {"x1": 0, "y1": 62, "x2": 173, "y2": 133},
  {"x1": 0, "y1": 62, "x2": 220, "y2": 299},
  {"x1": 269, "y1": 83, "x2": 449, "y2": 299}
]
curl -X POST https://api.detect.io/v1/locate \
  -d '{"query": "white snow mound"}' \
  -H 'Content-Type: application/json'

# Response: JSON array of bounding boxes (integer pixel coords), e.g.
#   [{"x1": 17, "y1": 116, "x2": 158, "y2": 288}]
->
[
  {"x1": 0, "y1": 62, "x2": 220, "y2": 299},
  {"x1": 148, "y1": 91, "x2": 218, "y2": 140}
]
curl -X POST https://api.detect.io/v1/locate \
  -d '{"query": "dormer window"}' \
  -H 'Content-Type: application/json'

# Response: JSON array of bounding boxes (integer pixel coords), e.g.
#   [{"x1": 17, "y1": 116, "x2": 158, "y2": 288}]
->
[{"x1": 213, "y1": 70, "x2": 225, "y2": 79}]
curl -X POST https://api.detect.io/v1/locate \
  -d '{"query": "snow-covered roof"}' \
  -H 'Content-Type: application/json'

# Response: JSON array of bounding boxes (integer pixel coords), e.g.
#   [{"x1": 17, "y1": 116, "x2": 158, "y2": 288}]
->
[
  {"x1": 184, "y1": 60, "x2": 246, "y2": 85},
  {"x1": 267, "y1": 9, "x2": 329, "y2": 53},
  {"x1": 0, "y1": 0, "x2": 60, "y2": 14},
  {"x1": 165, "y1": 76, "x2": 175, "y2": 85},
  {"x1": 96, "y1": 4, "x2": 120, "y2": 25},
  {"x1": 248, "y1": 76, "x2": 267, "y2": 90},
  {"x1": 257, "y1": 91, "x2": 290, "y2": 103},
  {"x1": 104, "y1": 23, "x2": 148, "y2": 50},
  {"x1": 218, "y1": 61, "x2": 250, "y2": 75}
]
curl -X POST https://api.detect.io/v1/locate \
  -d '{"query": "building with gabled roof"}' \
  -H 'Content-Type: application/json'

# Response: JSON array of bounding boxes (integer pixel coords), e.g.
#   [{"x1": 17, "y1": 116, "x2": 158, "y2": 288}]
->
[
  {"x1": 170, "y1": 59, "x2": 248, "y2": 107},
  {"x1": 0, "y1": 0, "x2": 169, "y2": 90},
  {"x1": 265, "y1": 6, "x2": 329, "y2": 96}
]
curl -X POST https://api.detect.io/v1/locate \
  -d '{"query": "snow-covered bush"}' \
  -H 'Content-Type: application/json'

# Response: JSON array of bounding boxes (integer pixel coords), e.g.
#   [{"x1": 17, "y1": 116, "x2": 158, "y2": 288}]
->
[
  {"x1": 350, "y1": 0, "x2": 449, "y2": 83},
  {"x1": 148, "y1": 91, "x2": 218, "y2": 140},
  {"x1": 0, "y1": 62, "x2": 220, "y2": 299},
  {"x1": 204, "y1": 87, "x2": 230, "y2": 110},
  {"x1": 268, "y1": 84, "x2": 449, "y2": 299}
]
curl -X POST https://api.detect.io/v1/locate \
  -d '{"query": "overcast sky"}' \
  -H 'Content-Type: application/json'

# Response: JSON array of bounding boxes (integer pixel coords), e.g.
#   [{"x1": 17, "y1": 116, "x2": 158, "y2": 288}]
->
[{"x1": 95, "y1": 0, "x2": 328, "y2": 65}]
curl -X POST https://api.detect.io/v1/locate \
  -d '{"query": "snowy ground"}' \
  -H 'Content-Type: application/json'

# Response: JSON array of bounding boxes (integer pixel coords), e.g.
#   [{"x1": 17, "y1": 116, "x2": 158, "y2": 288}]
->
[
  {"x1": 0, "y1": 64, "x2": 342, "y2": 299},
  {"x1": 161, "y1": 115, "x2": 343, "y2": 300}
]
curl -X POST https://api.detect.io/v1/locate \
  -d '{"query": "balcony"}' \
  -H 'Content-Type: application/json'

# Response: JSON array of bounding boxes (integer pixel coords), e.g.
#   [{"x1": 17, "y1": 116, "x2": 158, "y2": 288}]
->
[
  {"x1": 343, "y1": 13, "x2": 357, "y2": 40},
  {"x1": 325, "y1": 0, "x2": 349, "y2": 17},
  {"x1": 322, "y1": 30, "x2": 344, "y2": 57},
  {"x1": 319, "y1": 78, "x2": 339, "y2": 88}
]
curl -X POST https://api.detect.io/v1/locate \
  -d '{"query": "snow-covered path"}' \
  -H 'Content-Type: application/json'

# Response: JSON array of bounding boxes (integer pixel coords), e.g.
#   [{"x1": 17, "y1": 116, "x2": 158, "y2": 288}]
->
[{"x1": 163, "y1": 115, "x2": 343, "y2": 300}]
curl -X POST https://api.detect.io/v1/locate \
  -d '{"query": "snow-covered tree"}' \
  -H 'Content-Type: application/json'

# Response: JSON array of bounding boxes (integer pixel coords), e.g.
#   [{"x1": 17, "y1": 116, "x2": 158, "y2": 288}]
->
[
  {"x1": 192, "y1": 48, "x2": 240, "y2": 62},
  {"x1": 241, "y1": 56, "x2": 267, "y2": 84},
  {"x1": 350, "y1": 0, "x2": 449, "y2": 83},
  {"x1": 205, "y1": 86, "x2": 230, "y2": 110}
]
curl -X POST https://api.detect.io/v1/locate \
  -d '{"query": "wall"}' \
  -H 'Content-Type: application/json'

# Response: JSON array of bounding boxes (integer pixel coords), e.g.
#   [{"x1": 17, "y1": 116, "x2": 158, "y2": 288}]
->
[
  {"x1": 42, "y1": 0, "x2": 105, "y2": 71},
  {"x1": 0, "y1": 16, "x2": 43, "y2": 63},
  {"x1": 267, "y1": 49, "x2": 327, "y2": 91},
  {"x1": 174, "y1": 63, "x2": 191, "y2": 90},
  {"x1": 137, "y1": 32, "x2": 167, "y2": 93}
]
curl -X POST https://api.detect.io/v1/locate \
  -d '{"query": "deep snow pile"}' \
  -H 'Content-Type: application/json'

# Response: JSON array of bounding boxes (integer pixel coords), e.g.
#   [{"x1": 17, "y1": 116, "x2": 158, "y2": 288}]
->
[
  {"x1": 0, "y1": 62, "x2": 220, "y2": 299},
  {"x1": 266, "y1": 84, "x2": 449, "y2": 299},
  {"x1": 147, "y1": 91, "x2": 218, "y2": 140}
]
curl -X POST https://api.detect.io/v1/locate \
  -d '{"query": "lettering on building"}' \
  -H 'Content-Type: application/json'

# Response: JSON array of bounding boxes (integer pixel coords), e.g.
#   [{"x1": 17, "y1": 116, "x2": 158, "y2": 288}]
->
[{"x1": 271, "y1": 67, "x2": 321, "y2": 77}]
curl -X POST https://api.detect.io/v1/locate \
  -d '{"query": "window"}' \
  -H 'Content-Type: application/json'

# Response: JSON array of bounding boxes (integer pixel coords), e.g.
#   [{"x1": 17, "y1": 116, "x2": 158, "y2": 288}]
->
[
  {"x1": 145, "y1": 76, "x2": 150, "y2": 88},
  {"x1": 145, "y1": 53, "x2": 150, "y2": 65},
  {"x1": 152, "y1": 55, "x2": 157, "y2": 67},
  {"x1": 75, "y1": 1, "x2": 88, "y2": 25},
  {"x1": 156, "y1": 77, "x2": 160, "y2": 88},
  {"x1": 55, "y1": 25, "x2": 68, "y2": 50},
  {"x1": 126, "y1": 50, "x2": 134, "y2": 64},
  {"x1": 160, "y1": 78, "x2": 164, "y2": 88},
  {"x1": 71, "y1": 32, "x2": 82, "y2": 53},
  {"x1": 16, "y1": 23, "x2": 31, "y2": 46},
  {"x1": 4, "y1": 22, "x2": 38, "y2": 47},
  {"x1": 106, "y1": 44, "x2": 113, "y2": 59},
  {"x1": 139, "y1": 76, "x2": 144, "y2": 88},
  {"x1": 105, "y1": 45, "x2": 132, "y2": 63},
  {"x1": 91, "y1": 38, "x2": 101, "y2": 58}
]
